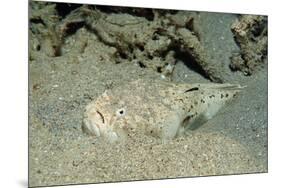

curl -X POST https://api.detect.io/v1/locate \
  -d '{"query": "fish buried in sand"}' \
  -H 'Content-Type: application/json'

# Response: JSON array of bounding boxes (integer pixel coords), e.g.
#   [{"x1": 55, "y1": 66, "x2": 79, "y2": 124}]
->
[{"x1": 83, "y1": 79, "x2": 245, "y2": 143}]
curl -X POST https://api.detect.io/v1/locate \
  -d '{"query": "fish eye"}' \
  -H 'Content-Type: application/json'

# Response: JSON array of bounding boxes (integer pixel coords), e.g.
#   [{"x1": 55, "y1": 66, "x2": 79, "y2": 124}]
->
[{"x1": 116, "y1": 108, "x2": 126, "y2": 117}]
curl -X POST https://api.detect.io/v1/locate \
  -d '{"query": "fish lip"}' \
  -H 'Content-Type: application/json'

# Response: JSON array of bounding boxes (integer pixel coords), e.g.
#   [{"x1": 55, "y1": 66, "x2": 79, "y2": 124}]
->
[
  {"x1": 83, "y1": 113, "x2": 119, "y2": 141},
  {"x1": 83, "y1": 118, "x2": 101, "y2": 137},
  {"x1": 83, "y1": 104, "x2": 121, "y2": 142}
]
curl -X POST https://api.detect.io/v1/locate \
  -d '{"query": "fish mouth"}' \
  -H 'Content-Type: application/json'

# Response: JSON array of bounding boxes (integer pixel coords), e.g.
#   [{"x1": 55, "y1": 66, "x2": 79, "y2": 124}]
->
[
  {"x1": 82, "y1": 118, "x2": 101, "y2": 137},
  {"x1": 82, "y1": 109, "x2": 104, "y2": 137},
  {"x1": 82, "y1": 118, "x2": 119, "y2": 143},
  {"x1": 83, "y1": 110, "x2": 119, "y2": 142}
]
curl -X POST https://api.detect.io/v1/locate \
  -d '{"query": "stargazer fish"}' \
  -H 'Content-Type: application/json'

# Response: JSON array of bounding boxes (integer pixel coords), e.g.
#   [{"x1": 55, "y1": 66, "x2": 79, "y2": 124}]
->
[{"x1": 82, "y1": 79, "x2": 244, "y2": 143}]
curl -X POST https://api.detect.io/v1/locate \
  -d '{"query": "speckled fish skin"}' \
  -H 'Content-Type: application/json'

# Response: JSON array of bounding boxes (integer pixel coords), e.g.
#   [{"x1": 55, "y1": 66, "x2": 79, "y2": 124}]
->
[{"x1": 82, "y1": 79, "x2": 244, "y2": 143}]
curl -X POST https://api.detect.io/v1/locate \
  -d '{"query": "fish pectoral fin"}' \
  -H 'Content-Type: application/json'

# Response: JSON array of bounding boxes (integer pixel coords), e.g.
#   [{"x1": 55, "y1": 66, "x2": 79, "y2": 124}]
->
[
  {"x1": 161, "y1": 112, "x2": 182, "y2": 140},
  {"x1": 186, "y1": 113, "x2": 209, "y2": 131}
]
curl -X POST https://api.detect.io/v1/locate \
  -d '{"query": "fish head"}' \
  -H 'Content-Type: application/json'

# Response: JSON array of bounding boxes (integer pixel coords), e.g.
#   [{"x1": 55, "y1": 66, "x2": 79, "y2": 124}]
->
[{"x1": 82, "y1": 90, "x2": 131, "y2": 142}]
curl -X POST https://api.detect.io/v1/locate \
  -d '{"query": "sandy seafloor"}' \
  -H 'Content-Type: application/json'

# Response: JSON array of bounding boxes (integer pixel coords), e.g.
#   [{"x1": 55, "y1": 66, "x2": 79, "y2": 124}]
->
[{"x1": 29, "y1": 9, "x2": 268, "y2": 187}]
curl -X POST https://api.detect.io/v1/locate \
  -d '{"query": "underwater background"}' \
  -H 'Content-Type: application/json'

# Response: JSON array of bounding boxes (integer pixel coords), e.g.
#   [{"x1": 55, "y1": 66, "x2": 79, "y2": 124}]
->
[{"x1": 29, "y1": 1, "x2": 267, "y2": 187}]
